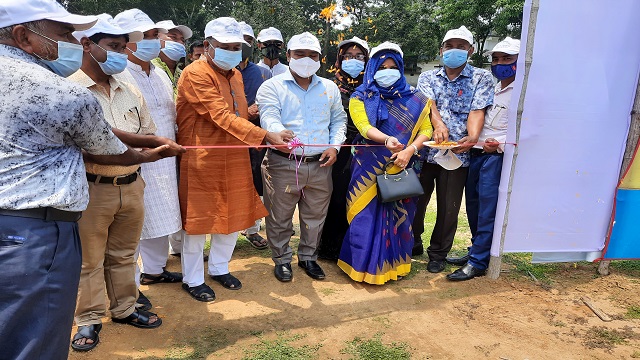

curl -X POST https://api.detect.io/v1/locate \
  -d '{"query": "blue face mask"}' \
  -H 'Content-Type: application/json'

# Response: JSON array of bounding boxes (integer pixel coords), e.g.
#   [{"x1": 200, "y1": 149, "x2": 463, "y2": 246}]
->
[
  {"x1": 131, "y1": 39, "x2": 161, "y2": 62},
  {"x1": 491, "y1": 61, "x2": 517, "y2": 80},
  {"x1": 91, "y1": 43, "x2": 128, "y2": 75},
  {"x1": 442, "y1": 48, "x2": 469, "y2": 69},
  {"x1": 208, "y1": 46, "x2": 242, "y2": 71},
  {"x1": 341, "y1": 59, "x2": 365, "y2": 78},
  {"x1": 31, "y1": 31, "x2": 83, "y2": 77},
  {"x1": 161, "y1": 40, "x2": 187, "y2": 61},
  {"x1": 374, "y1": 68, "x2": 402, "y2": 88}
]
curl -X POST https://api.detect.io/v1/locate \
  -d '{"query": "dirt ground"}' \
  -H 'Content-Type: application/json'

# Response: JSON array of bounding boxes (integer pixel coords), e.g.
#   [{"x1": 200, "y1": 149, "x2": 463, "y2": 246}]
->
[{"x1": 68, "y1": 235, "x2": 640, "y2": 359}]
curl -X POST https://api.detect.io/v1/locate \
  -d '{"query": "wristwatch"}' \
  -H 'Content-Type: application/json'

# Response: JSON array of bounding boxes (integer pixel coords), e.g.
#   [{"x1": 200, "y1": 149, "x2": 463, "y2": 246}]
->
[{"x1": 410, "y1": 144, "x2": 419, "y2": 156}]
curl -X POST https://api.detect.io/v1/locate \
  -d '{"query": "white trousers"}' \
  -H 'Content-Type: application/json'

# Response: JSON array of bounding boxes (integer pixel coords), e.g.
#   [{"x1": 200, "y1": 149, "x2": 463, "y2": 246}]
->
[
  {"x1": 181, "y1": 232, "x2": 238, "y2": 287},
  {"x1": 244, "y1": 196, "x2": 263, "y2": 235},
  {"x1": 168, "y1": 230, "x2": 185, "y2": 254},
  {"x1": 134, "y1": 235, "x2": 170, "y2": 287}
]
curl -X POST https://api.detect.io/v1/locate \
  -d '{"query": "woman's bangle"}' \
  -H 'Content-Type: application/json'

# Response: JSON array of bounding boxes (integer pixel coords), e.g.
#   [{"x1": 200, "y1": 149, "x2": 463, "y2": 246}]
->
[
  {"x1": 384, "y1": 136, "x2": 391, "y2": 146},
  {"x1": 410, "y1": 144, "x2": 419, "y2": 155}
]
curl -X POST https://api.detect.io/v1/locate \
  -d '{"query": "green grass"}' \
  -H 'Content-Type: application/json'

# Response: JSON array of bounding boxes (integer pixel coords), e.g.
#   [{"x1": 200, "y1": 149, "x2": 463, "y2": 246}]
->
[
  {"x1": 341, "y1": 334, "x2": 411, "y2": 360},
  {"x1": 583, "y1": 327, "x2": 630, "y2": 349},
  {"x1": 626, "y1": 305, "x2": 640, "y2": 319},
  {"x1": 632, "y1": 350, "x2": 640, "y2": 358},
  {"x1": 242, "y1": 332, "x2": 321, "y2": 360}
]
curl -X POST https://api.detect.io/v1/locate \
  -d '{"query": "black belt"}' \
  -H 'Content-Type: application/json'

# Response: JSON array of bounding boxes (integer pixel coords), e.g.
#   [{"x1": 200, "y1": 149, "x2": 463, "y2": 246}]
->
[
  {"x1": 0, "y1": 207, "x2": 82, "y2": 222},
  {"x1": 470, "y1": 148, "x2": 503, "y2": 156},
  {"x1": 86, "y1": 170, "x2": 139, "y2": 186},
  {"x1": 270, "y1": 149, "x2": 322, "y2": 163}
]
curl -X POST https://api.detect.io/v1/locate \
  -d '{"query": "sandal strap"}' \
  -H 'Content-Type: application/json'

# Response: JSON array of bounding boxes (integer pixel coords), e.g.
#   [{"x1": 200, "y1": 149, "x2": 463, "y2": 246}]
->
[
  {"x1": 130, "y1": 309, "x2": 156, "y2": 325},
  {"x1": 73, "y1": 324, "x2": 101, "y2": 341}
]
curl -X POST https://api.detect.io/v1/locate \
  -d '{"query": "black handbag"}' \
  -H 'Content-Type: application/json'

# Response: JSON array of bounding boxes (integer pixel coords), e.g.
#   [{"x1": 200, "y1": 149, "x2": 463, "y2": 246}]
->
[{"x1": 376, "y1": 161, "x2": 424, "y2": 203}]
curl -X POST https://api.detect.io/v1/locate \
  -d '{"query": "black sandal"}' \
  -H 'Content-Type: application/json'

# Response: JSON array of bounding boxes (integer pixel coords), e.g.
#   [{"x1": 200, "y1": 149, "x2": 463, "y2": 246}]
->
[
  {"x1": 112, "y1": 309, "x2": 162, "y2": 329},
  {"x1": 140, "y1": 270, "x2": 183, "y2": 285},
  {"x1": 210, "y1": 273, "x2": 242, "y2": 290},
  {"x1": 136, "y1": 290, "x2": 152, "y2": 311},
  {"x1": 71, "y1": 323, "x2": 102, "y2": 351},
  {"x1": 182, "y1": 283, "x2": 216, "y2": 302}
]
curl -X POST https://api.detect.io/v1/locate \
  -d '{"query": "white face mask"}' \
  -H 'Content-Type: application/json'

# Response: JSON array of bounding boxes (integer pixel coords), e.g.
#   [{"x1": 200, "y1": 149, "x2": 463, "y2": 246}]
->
[{"x1": 289, "y1": 56, "x2": 320, "y2": 78}]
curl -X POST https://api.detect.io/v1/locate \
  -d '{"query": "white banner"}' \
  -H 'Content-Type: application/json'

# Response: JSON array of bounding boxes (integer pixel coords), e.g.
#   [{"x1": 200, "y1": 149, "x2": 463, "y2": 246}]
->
[{"x1": 491, "y1": 0, "x2": 640, "y2": 254}]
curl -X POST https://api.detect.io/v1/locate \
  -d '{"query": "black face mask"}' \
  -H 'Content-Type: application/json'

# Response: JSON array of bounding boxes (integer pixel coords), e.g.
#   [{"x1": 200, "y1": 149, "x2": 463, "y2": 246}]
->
[
  {"x1": 261, "y1": 44, "x2": 281, "y2": 60},
  {"x1": 242, "y1": 43, "x2": 253, "y2": 61}
]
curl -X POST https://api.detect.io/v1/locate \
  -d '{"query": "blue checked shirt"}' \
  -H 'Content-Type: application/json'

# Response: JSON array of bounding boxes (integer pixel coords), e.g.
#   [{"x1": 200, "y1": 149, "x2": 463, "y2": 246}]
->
[
  {"x1": 257, "y1": 71, "x2": 347, "y2": 156},
  {"x1": 417, "y1": 64, "x2": 494, "y2": 167}
]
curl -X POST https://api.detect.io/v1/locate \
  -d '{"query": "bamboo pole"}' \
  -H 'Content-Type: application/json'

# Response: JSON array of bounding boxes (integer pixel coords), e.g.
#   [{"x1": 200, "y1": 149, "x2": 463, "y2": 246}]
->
[
  {"x1": 597, "y1": 78, "x2": 640, "y2": 275},
  {"x1": 487, "y1": 0, "x2": 539, "y2": 279}
]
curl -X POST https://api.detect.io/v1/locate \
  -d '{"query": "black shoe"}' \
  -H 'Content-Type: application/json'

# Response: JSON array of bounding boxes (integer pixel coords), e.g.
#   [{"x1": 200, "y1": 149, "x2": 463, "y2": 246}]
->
[
  {"x1": 446, "y1": 263, "x2": 486, "y2": 281},
  {"x1": 427, "y1": 260, "x2": 446, "y2": 273},
  {"x1": 274, "y1": 263, "x2": 293, "y2": 282},
  {"x1": 298, "y1": 260, "x2": 326, "y2": 280},
  {"x1": 445, "y1": 253, "x2": 470, "y2": 266},
  {"x1": 412, "y1": 243, "x2": 424, "y2": 256}
]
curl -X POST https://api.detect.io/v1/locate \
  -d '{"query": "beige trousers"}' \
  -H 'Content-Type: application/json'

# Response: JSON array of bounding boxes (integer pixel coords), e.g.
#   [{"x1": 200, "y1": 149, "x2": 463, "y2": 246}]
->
[
  {"x1": 75, "y1": 176, "x2": 145, "y2": 325},
  {"x1": 262, "y1": 152, "x2": 333, "y2": 265}
]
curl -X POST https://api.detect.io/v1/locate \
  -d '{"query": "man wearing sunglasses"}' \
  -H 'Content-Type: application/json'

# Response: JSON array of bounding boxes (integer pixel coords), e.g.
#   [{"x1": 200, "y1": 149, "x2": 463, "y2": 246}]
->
[{"x1": 256, "y1": 26, "x2": 288, "y2": 76}]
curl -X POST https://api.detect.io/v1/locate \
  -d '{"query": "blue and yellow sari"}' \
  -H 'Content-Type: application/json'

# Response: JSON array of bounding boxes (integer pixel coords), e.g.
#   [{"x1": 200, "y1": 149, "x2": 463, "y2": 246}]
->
[{"x1": 337, "y1": 50, "x2": 431, "y2": 285}]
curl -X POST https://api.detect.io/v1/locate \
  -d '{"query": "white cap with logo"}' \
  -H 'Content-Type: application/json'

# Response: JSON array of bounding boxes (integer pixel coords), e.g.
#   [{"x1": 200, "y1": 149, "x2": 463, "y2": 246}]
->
[
  {"x1": 257, "y1": 27, "x2": 284, "y2": 43},
  {"x1": 337, "y1": 36, "x2": 369, "y2": 54},
  {"x1": 155, "y1": 20, "x2": 193, "y2": 40},
  {"x1": 0, "y1": 0, "x2": 97, "y2": 30},
  {"x1": 114, "y1": 8, "x2": 167, "y2": 34},
  {"x1": 238, "y1": 21, "x2": 255, "y2": 39},
  {"x1": 204, "y1": 17, "x2": 248, "y2": 44},
  {"x1": 73, "y1": 13, "x2": 143, "y2": 43},
  {"x1": 369, "y1": 41, "x2": 403, "y2": 58},
  {"x1": 287, "y1": 32, "x2": 321, "y2": 54},
  {"x1": 487, "y1": 37, "x2": 520, "y2": 55},
  {"x1": 442, "y1": 25, "x2": 474, "y2": 46}
]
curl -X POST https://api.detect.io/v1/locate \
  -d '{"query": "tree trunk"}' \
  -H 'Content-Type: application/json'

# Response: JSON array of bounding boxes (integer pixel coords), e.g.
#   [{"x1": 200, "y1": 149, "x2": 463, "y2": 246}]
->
[{"x1": 598, "y1": 76, "x2": 640, "y2": 275}]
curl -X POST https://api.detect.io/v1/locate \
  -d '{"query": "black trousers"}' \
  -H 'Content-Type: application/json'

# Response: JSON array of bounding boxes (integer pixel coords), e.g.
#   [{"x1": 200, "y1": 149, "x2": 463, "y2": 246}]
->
[
  {"x1": 317, "y1": 145, "x2": 353, "y2": 260},
  {"x1": 412, "y1": 162, "x2": 469, "y2": 261},
  {"x1": 0, "y1": 215, "x2": 82, "y2": 360},
  {"x1": 249, "y1": 147, "x2": 268, "y2": 196}
]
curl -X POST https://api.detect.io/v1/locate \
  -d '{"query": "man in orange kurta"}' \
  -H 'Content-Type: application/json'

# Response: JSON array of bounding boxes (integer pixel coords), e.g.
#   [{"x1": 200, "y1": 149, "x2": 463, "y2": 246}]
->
[{"x1": 176, "y1": 17, "x2": 291, "y2": 302}]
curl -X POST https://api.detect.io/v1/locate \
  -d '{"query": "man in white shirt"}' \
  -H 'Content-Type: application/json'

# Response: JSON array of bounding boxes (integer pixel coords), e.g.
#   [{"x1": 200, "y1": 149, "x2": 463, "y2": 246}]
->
[
  {"x1": 256, "y1": 26, "x2": 288, "y2": 76},
  {"x1": 114, "y1": 9, "x2": 184, "y2": 289},
  {"x1": 447, "y1": 37, "x2": 520, "y2": 281}
]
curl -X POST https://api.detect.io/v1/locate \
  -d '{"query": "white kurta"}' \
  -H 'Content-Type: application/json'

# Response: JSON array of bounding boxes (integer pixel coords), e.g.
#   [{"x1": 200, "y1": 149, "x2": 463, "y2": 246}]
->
[{"x1": 118, "y1": 61, "x2": 182, "y2": 239}]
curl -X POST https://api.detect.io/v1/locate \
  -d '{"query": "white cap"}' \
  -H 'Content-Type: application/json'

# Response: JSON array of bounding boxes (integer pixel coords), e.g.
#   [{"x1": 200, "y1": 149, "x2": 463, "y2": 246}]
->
[
  {"x1": 155, "y1": 20, "x2": 193, "y2": 40},
  {"x1": 434, "y1": 149, "x2": 462, "y2": 170},
  {"x1": 337, "y1": 36, "x2": 369, "y2": 54},
  {"x1": 369, "y1": 41, "x2": 403, "y2": 58},
  {"x1": 442, "y1": 25, "x2": 474, "y2": 45},
  {"x1": 257, "y1": 27, "x2": 284, "y2": 43},
  {"x1": 73, "y1": 14, "x2": 143, "y2": 43},
  {"x1": 0, "y1": 0, "x2": 97, "y2": 31},
  {"x1": 487, "y1": 37, "x2": 520, "y2": 55},
  {"x1": 238, "y1": 21, "x2": 255, "y2": 39},
  {"x1": 204, "y1": 17, "x2": 248, "y2": 44},
  {"x1": 114, "y1": 9, "x2": 167, "y2": 34},
  {"x1": 287, "y1": 32, "x2": 321, "y2": 53}
]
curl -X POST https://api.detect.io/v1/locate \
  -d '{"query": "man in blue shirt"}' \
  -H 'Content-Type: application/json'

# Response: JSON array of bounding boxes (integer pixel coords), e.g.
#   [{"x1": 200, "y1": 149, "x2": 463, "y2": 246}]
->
[
  {"x1": 237, "y1": 21, "x2": 271, "y2": 249},
  {"x1": 413, "y1": 26, "x2": 494, "y2": 273},
  {"x1": 258, "y1": 32, "x2": 347, "y2": 282}
]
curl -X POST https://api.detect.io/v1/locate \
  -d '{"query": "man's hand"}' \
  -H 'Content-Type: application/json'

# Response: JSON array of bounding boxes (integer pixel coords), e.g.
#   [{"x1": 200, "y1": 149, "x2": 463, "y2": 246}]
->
[
  {"x1": 385, "y1": 136, "x2": 405, "y2": 153},
  {"x1": 432, "y1": 125, "x2": 449, "y2": 144},
  {"x1": 248, "y1": 103, "x2": 259, "y2": 120},
  {"x1": 452, "y1": 136, "x2": 478, "y2": 154},
  {"x1": 139, "y1": 145, "x2": 171, "y2": 163},
  {"x1": 391, "y1": 148, "x2": 413, "y2": 168},
  {"x1": 483, "y1": 138, "x2": 500, "y2": 153},
  {"x1": 319, "y1": 148, "x2": 338, "y2": 167},
  {"x1": 264, "y1": 130, "x2": 295, "y2": 150},
  {"x1": 154, "y1": 136, "x2": 186, "y2": 157}
]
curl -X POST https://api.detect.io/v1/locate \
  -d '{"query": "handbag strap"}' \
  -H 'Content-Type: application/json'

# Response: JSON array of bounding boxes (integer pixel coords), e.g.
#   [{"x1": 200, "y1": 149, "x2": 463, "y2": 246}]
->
[{"x1": 385, "y1": 99, "x2": 432, "y2": 175}]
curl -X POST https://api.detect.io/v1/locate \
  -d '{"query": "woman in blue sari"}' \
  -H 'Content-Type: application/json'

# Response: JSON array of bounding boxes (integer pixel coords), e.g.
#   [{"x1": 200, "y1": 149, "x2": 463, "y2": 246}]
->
[{"x1": 338, "y1": 42, "x2": 433, "y2": 285}]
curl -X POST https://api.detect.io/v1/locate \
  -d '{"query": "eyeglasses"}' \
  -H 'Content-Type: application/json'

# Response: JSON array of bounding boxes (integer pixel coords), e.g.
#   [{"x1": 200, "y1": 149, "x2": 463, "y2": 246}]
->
[
  {"x1": 342, "y1": 54, "x2": 366, "y2": 61},
  {"x1": 126, "y1": 107, "x2": 142, "y2": 134}
]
